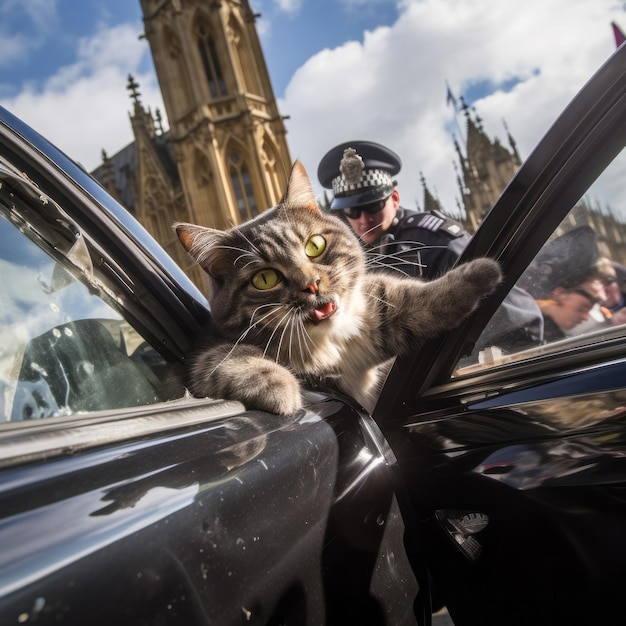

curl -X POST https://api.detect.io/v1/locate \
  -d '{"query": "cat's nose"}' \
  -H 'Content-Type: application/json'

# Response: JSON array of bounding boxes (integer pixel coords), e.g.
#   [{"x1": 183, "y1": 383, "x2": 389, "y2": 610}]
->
[{"x1": 303, "y1": 277, "x2": 321, "y2": 294}]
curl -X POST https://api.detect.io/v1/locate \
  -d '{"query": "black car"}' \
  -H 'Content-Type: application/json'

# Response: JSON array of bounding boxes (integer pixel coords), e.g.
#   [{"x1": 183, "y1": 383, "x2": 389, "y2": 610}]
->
[{"x1": 0, "y1": 44, "x2": 625, "y2": 626}]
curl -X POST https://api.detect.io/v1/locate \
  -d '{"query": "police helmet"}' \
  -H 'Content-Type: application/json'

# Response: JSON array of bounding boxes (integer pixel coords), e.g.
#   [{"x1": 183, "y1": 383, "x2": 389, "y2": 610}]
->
[{"x1": 317, "y1": 140, "x2": 401, "y2": 210}]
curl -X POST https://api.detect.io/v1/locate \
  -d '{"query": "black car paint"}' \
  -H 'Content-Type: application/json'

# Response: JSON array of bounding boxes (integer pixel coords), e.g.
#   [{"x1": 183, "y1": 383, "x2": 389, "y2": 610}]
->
[
  {"x1": 1, "y1": 44, "x2": 626, "y2": 626},
  {"x1": 378, "y1": 45, "x2": 626, "y2": 625},
  {"x1": 0, "y1": 395, "x2": 421, "y2": 624}
]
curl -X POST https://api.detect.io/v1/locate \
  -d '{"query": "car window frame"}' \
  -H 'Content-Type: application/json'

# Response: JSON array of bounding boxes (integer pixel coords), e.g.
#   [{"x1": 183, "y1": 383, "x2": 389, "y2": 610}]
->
[
  {"x1": 0, "y1": 107, "x2": 222, "y2": 457},
  {"x1": 0, "y1": 106, "x2": 211, "y2": 363},
  {"x1": 374, "y1": 43, "x2": 626, "y2": 422}
]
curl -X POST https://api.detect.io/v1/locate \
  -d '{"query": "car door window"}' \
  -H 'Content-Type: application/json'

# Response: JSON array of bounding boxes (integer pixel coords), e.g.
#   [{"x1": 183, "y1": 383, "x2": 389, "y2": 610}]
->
[
  {"x1": 455, "y1": 146, "x2": 626, "y2": 376},
  {"x1": 0, "y1": 185, "x2": 184, "y2": 422}
]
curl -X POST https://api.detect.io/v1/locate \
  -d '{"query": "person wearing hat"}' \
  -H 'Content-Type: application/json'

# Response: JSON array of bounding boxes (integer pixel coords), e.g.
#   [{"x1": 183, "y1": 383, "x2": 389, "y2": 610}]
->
[
  {"x1": 318, "y1": 140, "x2": 544, "y2": 355},
  {"x1": 318, "y1": 140, "x2": 468, "y2": 279},
  {"x1": 521, "y1": 226, "x2": 607, "y2": 343}
]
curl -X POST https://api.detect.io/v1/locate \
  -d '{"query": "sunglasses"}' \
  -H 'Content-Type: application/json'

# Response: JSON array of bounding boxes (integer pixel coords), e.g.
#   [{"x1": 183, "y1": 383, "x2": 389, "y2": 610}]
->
[{"x1": 343, "y1": 197, "x2": 389, "y2": 220}]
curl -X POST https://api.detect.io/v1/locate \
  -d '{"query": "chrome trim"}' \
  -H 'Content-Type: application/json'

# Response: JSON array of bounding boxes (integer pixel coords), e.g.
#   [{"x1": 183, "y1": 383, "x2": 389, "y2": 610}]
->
[{"x1": 0, "y1": 397, "x2": 245, "y2": 468}]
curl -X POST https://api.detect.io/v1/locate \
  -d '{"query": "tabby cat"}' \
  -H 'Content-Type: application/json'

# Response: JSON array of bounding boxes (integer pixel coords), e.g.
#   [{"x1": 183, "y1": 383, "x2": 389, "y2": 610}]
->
[{"x1": 176, "y1": 161, "x2": 501, "y2": 415}]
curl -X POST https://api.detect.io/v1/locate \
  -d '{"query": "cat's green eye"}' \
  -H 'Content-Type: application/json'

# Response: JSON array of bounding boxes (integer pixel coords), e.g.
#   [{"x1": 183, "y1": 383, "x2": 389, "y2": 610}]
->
[
  {"x1": 305, "y1": 234, "x2": 326, "y2": 258},
  {"x1": 251, "y1": 268, "x2": 281, "y2": 290}
]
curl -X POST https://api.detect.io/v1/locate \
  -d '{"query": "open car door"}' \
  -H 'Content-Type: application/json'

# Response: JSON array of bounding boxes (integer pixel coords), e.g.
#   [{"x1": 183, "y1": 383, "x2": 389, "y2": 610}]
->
[{"x1": 375, "y1": 43, "x2": 626, "y2": 626}]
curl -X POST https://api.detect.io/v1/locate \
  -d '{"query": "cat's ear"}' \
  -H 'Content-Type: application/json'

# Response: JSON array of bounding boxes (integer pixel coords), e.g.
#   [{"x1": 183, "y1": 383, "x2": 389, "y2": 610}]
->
[
  {"x1": 282, "y1": 160, "x2": 320, "y2": 214},
  {"x1": 174, "y1": 222, "x2": 231, "y2": 281}
]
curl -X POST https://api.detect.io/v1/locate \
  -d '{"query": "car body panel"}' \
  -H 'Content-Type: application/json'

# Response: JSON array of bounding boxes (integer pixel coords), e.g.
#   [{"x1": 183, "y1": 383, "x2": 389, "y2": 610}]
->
[{"x1": 0, "y1": 394, "x2": 421, "y2": 625}]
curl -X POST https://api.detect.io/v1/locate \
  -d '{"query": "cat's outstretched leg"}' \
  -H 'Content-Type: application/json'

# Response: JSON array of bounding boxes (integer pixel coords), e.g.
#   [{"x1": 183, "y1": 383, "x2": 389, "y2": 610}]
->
[
  {"x1": 188, "y1": 343, "x2": 302, "y2": 415},
  {"x1": 368, "y1": 257, "x2": 502, "y2": 357}
]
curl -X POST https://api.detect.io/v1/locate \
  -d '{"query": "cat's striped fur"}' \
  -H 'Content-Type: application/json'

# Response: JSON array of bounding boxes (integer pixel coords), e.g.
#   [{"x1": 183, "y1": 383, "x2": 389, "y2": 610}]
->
[{"x1": 176, "y1": 161, "x2": 501, "y2": 414}]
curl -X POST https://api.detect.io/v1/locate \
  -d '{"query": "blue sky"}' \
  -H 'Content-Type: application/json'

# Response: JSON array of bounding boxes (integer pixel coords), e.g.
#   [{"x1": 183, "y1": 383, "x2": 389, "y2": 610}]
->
[
  {"x1": 0, "y1": 0, "x2": 400, "y2": 100},
  {"x1": 0, "y1": 0, "x2": 625, "y2": 216}
]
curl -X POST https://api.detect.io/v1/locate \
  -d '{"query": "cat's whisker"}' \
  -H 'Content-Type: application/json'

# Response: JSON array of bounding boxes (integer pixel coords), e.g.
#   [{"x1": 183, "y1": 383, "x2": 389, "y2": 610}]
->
[
  {"x1": 240, "y1": 306, "x2": 284, "y2": 344},
  {"x1": 366, "y1": 241, "x2": 450, "y2": 253},
  {"x1": 365, "y1": 244, "x2": 454, "y2": 278},
  {"x1": 249, "y1": 302, "x2": 283, "y2": 325},
  {"x1": 276, "y1": 310, "x2": 298, "y2": 365},
  {"x1": 286, "y1": 313, "x2": 295, "y2": 363},
  {"x1": 295, "y1": 315, "x2": 315, "y2": 363},
  {"x1": 207, "y1": 305, "x2": 284, "y2": 378},
  {"x1": 200, "y1": 243, "x2": 260, "y2": 269},
  {"x1": 262, "y1": 309, "x2": 293, "y2": 360},
  {"x1": 365, "y1": 258, "x2": 414, "y2": 277},
  {"x1": 281, "y1": 310, "x2": 312, "y2": 366},
  {"x1": 359, "y1": 224, "x2": 384, "y2": 240},
  {"x1": 235, "y1": 229, "x2": 262, "y2": 256},
  {"x1": 234, "y1": 253, "x2": 258, "y2": 267},
  {"x1": 365, "y1": 291, "x2": 397, "y2": 308},
  {"x1": 286, "y1": 311, "x2": 305, "y2": 365},
  {"x1": 196, "y1": 243, "x2": 255, "y2": 263}
]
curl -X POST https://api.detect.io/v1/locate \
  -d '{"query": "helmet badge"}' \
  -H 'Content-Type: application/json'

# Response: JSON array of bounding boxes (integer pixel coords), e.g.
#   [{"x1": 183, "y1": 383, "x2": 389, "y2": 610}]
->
[{"x1": 339, "y1": 148, "x2": 364, "y2": 185}]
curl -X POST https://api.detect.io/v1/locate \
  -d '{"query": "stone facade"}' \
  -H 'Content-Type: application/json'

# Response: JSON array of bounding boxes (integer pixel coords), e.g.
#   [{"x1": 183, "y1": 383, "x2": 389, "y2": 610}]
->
[{"x1": 420, "y1": 98, "x2": 626, "y2": 266}]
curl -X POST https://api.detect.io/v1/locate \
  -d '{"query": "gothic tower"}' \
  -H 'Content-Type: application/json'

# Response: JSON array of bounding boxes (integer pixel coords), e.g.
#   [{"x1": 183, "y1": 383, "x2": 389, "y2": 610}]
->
[
  {"x1": 454, "y1": 98, "x2": 521, "y2": 232},
  {"x1": 93, "y1": 0, "x2": 292, "y2": 288},
  {"x1": 140, "y1": 0, "x2": 292, "y2": 230}
]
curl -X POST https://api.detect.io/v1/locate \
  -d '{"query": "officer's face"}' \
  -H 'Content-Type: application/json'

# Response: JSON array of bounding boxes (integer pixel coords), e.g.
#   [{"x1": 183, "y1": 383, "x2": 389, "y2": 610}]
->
[{"x1": 346, "y1": 190, "x2": 399, "y2": 246}]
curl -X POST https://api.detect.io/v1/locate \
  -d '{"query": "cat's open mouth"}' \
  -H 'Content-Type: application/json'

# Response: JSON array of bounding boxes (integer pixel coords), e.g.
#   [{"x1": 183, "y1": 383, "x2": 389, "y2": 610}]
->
[{"x1": 312, "y1": 299, "x2": 337, "y2": 323}]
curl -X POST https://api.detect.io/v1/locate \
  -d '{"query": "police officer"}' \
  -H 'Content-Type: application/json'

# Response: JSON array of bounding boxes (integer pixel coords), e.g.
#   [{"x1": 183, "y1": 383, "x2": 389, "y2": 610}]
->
[{"x1": 317, "y1": 140, "x2": 469, "y2": 279}]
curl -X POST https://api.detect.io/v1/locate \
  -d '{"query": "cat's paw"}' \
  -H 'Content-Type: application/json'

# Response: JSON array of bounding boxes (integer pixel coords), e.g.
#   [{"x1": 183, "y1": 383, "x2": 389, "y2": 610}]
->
[
  {"x1": 190, "y1": 348, "x2": 303, "y2": 416},
  {"x1": 237, "y1": 360, "x2": 303, "y2": 415},
  {"x1": 458, "y1": 257, "x2": 502, "y2": 294}
]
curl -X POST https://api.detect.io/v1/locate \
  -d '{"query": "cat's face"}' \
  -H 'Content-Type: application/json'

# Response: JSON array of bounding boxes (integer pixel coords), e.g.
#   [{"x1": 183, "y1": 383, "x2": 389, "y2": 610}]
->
[{"x1": 176, "y1": 161, "x2": 367, "y2": 364}]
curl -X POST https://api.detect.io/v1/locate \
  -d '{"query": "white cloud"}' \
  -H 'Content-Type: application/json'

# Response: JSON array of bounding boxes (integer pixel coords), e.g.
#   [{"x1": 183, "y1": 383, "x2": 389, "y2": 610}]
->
[
  {"x1": 0, "y1": 22, "x2": 164, "y2": 172},
  {"x1": 280, "y1": 0, "x2": 624, "y2": 216},
  {"x1": 0, "y1": 0, "x2": 59, "y2": 67},
  {"x1": 0, "y1": 34, "x2": 31, "y2": 68},
  {"x1": 274, "y1": 0, "x2": 304, "y2": 14},
  {"x1": 0, "y1": 0, "x2": 58, "y2": 31}
]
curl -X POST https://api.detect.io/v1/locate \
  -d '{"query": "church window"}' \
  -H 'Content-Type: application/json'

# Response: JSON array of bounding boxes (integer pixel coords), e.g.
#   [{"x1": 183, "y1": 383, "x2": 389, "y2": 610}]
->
[
  {"x1": 228, "y1": 15, "x2": 261, "y2": 96},
  {"x1": 229, "y1": 152, "x2": 258, "y2": 221},
  {"x1": 196, "y1": 21, "x2": 227, "y2": 98}
]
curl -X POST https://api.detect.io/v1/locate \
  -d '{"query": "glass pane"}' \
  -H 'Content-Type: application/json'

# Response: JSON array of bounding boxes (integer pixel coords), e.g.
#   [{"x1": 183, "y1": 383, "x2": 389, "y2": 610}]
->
[
  {"x1": 455, "y1": 147, "x2": 626, "y2": 376},
  {"x1": 0, "y1": 199, "x2": 183, "y2": 422}
]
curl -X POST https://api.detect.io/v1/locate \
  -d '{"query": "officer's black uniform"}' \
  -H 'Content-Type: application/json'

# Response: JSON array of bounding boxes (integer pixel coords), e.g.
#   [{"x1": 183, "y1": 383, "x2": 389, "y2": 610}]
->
[{"x1": 372, "y1": 206, "x2": 469, "y2": 279}]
